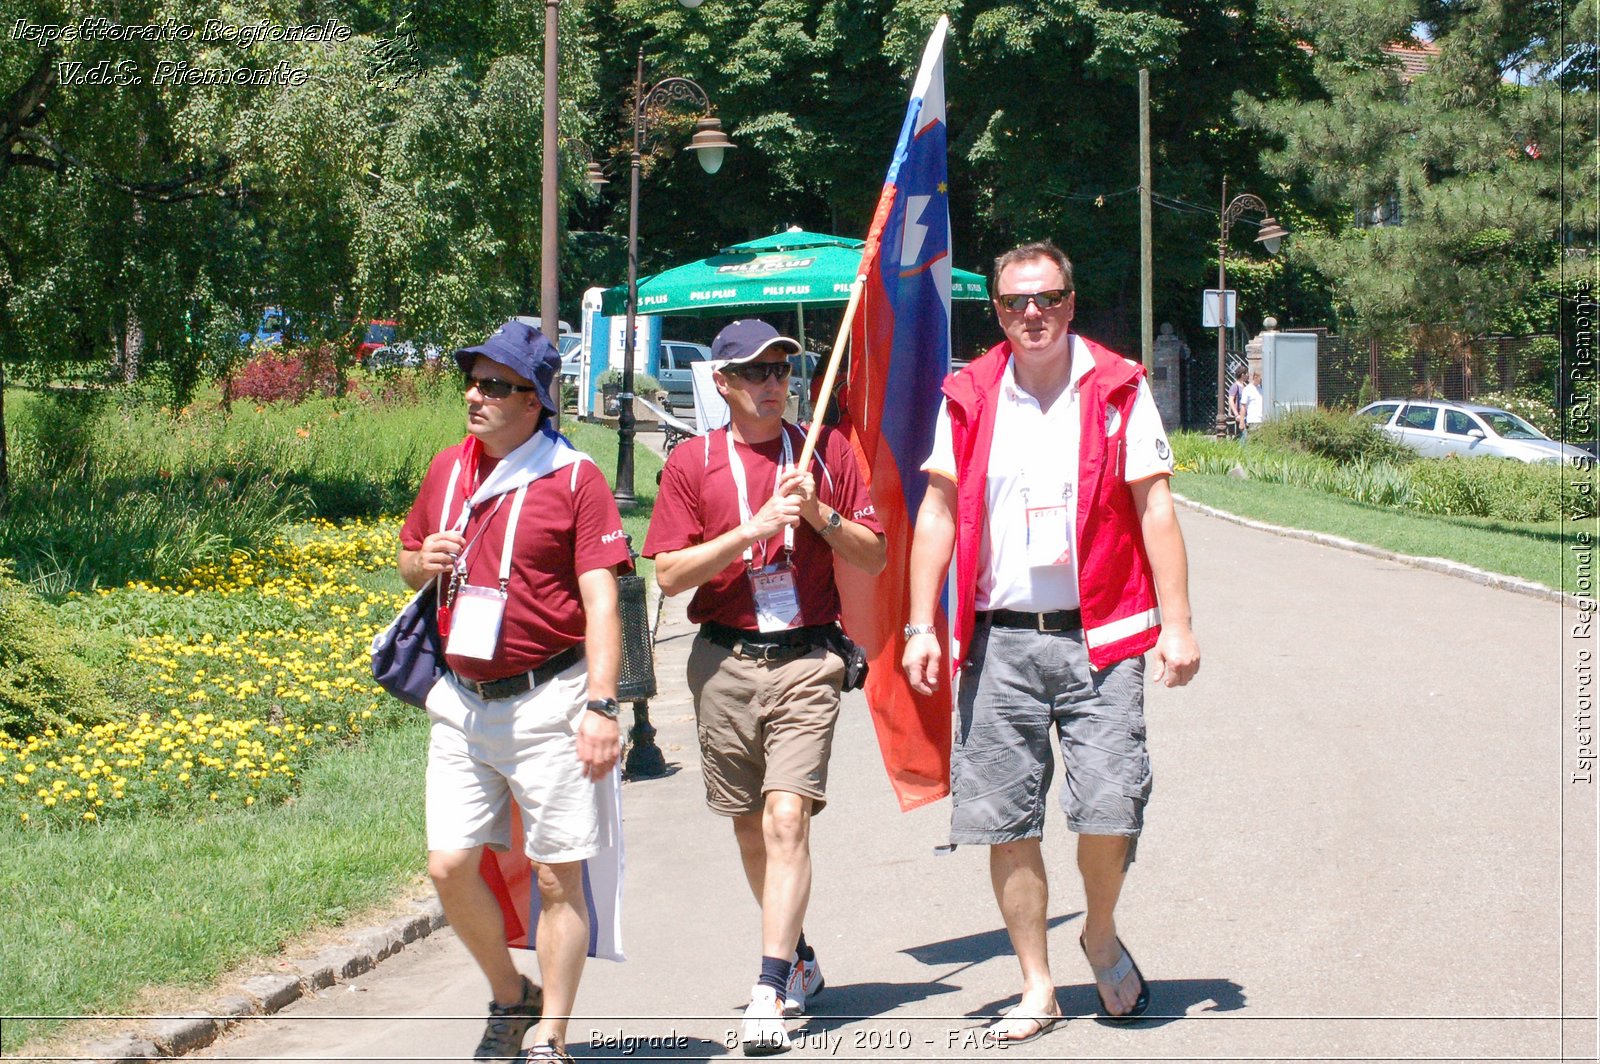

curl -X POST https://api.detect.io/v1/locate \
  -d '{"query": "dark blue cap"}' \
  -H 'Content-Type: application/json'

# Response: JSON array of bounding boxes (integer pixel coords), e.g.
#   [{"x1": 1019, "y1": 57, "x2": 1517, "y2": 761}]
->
[
  {"x1": 712, "y1": 319, "x2": 801, "y2": 366},
  {"x1": 454, "y1": 319, "x2": 560, "y2": 413}
]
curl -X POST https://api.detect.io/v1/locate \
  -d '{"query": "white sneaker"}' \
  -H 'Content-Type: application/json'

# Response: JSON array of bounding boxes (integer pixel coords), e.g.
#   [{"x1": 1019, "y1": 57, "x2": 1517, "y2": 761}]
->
[
  {"x1": 783, "y1": 952, "x2": 825, "y2": 1013},
  {"x1": 740, "y1": 985, "x2": 792, "y2": 1056}
]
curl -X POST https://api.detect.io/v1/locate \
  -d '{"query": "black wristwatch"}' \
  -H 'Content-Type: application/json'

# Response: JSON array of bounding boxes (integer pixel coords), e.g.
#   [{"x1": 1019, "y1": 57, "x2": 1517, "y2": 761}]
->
[
  {"x1": 816, "y1": 509, "x2": 843, "y2": 538},
  {"x1": 586, "y1": 697, "x2": 621, "y2": 720}
]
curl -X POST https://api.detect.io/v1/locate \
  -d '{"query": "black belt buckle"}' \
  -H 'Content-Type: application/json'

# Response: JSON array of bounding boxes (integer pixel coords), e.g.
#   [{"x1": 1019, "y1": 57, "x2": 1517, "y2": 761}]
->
[
  {"x1": 735, "y1": 640, "x2": 791, "y2": 662},
  {"x1": 472, "y1": 674, "x2": 529, "y2": 701}
]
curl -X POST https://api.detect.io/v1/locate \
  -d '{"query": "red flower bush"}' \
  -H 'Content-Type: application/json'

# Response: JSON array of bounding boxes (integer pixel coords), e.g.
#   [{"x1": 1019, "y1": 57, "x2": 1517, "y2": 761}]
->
[{"x1": 225, "y1": 345, "x2": 341, "y2": 405}]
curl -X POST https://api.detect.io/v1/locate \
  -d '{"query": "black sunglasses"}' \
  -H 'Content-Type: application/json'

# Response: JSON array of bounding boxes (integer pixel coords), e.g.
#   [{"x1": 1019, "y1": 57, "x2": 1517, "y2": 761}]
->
[
  {"x1": 724, "y1": 361, "x2": 794, "y2": 384},
  {"x1": 464, "y1": 375, "x2": 538, "y2": 400},
  {"x1": 995, "y1": 289, "x2": 1069, "y2": 313}
]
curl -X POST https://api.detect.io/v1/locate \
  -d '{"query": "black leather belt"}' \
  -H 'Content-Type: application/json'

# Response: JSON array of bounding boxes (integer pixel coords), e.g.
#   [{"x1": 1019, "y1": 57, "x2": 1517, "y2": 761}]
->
[
  {"x1": 466, "y1": 643, "x2": 585, "y2": 701},
  {"x1": 976, "y1": 608, "x2": 1082, "y2": 633},
  {"x1": 700, "y1": 622, "x2": 833, "y2": 662}
]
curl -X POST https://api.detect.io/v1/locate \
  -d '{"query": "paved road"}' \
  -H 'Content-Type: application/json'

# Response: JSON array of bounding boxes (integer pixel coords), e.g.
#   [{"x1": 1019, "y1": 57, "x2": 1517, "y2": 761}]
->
[{"x1": 196, "y1": 505, "x2": 1597, "y2": 1063}]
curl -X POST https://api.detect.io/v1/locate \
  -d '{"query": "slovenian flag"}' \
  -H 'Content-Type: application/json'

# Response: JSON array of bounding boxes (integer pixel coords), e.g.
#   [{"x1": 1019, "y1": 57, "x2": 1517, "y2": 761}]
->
[
  {"x1": 481, "y1": 766, "x2": 625, "y2": 961},
  {"x1": 840, "y1": 15, "x2": 955, "y2": 812}
]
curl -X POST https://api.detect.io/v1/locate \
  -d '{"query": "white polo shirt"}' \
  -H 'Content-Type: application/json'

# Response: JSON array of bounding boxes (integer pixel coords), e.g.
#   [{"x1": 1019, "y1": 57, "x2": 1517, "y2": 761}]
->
[{"x1": 923, "y1": 336, "x2": 1174, "y2": 611}]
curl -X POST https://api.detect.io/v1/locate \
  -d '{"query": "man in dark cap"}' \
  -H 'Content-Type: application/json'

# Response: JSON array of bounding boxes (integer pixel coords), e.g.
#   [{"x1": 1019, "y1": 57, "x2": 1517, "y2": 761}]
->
[
  {"x1": 398, "y1": 319, "x2": 632, "y2": 1063},
  {"x1": 644, "y1": 319, "x2": 886, "y2": 1055}
]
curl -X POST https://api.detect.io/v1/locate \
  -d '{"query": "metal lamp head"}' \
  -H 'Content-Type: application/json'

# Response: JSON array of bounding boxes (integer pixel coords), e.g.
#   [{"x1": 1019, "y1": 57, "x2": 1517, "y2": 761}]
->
[
  {"x1": 584, "y1": 162, "x2": 609, "y2": 188},
  {"x1": 678, "y1": 0, "x2": 704, "y2": 6},
  {"x1": 688, "y1": 116, "x2": 734, "y2": 174},
  {"x1": 1255, "y1": 215, "x2": 1288, "y2": 256}
]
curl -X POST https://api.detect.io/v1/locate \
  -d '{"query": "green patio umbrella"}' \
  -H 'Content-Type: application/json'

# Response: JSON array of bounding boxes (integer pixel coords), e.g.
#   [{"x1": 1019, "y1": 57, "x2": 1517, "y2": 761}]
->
[{"x1": 598, "y1": 228, "x2": 989, "y2": 317}]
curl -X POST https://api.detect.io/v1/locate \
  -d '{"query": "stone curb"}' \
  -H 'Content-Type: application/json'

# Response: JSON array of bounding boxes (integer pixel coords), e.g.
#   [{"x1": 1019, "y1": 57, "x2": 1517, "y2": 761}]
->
[
  {"x1": 1173, "y1": 493, "x2": 1593, "y2": 608},
  {"x1": 67, "y1": 898, "x2": 446, "y2": 1064}
]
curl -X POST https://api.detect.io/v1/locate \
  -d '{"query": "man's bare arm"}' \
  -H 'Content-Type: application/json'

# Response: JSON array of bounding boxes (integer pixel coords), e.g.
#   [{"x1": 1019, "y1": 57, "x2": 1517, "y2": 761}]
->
[{"x1": 1129, "y1": 475, "x2": 1200, "y2": 688}]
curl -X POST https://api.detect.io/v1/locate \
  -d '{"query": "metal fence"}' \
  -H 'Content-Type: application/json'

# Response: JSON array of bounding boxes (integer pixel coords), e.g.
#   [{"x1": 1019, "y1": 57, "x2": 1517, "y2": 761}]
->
[{"x1": 1283, "y1": 328, "x2": 1558, "y2": 408}]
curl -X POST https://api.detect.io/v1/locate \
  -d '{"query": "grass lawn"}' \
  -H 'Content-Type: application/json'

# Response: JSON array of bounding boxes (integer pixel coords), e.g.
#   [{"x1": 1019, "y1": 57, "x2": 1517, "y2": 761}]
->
[
  {"x1": 1, "y1": 719, "x2": 430, "y2": 1053},
  {"x1": 2, "y1": 402, "x2": 664, "y2": 1055},
  {"x1": 1175, "y1": 471, "x2": 1581, "y2": 593}
]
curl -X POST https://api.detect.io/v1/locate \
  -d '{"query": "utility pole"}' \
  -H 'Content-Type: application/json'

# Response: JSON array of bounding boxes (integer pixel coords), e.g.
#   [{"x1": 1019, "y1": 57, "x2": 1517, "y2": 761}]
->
[{"x1": 1139, "y1": 68, "x2": 1153, "y2": 372}]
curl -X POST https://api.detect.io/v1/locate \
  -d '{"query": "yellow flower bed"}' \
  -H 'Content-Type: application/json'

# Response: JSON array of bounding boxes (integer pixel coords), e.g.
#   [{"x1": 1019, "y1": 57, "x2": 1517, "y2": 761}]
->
[{"x1": 1, "y1": 518, "x2": 411, "y2": 828}]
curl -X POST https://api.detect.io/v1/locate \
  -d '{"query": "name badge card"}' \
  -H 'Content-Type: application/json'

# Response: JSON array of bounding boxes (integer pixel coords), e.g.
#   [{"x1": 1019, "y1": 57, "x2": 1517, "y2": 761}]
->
[
  {"x1": 1025, "y1": 504, "x2": 1073, "y2": 569},
  {"x1": 749, "y1": 562, "x2": 801, "y2": 633},
  {"x1": 445, "y1": 584, "x2": 507, "y2": 660}
]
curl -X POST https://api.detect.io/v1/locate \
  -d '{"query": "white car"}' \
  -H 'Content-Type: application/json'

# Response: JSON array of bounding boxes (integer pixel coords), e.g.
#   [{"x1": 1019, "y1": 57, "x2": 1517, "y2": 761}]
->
[{"x1": 1357, "y1": 399, "x2": 1591, "y2": 466}]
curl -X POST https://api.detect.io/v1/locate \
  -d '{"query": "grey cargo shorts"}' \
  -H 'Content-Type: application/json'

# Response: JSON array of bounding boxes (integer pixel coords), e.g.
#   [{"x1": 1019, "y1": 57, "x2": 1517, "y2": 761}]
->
[{"x1": 950, "y1": 621, "x2": 1152, "y2": 852}]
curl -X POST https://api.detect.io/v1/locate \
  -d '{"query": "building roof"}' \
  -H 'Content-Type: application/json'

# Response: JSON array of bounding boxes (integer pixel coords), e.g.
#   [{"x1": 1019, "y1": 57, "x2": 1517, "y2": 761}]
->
[{"x1": 1382, "y1": 39, "x2": 1440, "y2": 82}]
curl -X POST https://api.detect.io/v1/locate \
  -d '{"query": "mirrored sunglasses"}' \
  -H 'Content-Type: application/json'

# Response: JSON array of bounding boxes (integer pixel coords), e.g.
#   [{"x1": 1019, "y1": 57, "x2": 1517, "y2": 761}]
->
[
  {"x1": 724, "y1": 361, "x2": 793, "y2": 384},
  {"x1": 996, "y1": 289, "x2": 1069, "y2": 313},
  {"x1": 464, "y1": 375, "x2": 538, "y2": 399}
]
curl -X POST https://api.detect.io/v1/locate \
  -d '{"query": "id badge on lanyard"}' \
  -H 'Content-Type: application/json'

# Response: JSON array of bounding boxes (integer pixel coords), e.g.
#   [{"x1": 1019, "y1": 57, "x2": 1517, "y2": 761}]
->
[
  {"x1": 439, "y1": 483, "x2": 528, "y2": 660},
  {"x1": 445, "y1": 583, "x2": 508, "y2": 659},
  {"x1": 749, "y1": 561, "x2": 801, "y2": 633},
  {"x1": 1023, "y1": 484, "x2": 1074, "y2": 569},
  {"x1": 728, "y1": 428, "x2": 804, "y2": 632}
]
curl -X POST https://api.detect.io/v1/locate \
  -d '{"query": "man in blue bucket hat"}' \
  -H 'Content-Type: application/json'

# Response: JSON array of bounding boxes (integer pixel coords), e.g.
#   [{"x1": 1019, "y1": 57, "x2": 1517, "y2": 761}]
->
[{"x1": 398, "y1": 319, "x2": 632, "y2": 1063}]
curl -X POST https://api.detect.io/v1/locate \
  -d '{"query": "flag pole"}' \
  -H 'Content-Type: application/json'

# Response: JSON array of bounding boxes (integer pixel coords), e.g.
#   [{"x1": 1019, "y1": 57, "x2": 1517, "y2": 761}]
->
[{"x1": 797, "y1": 273, "x2": 866, "y2": 470}]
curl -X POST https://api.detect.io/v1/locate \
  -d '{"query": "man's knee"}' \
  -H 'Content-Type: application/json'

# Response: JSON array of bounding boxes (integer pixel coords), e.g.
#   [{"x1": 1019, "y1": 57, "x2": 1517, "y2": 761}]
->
[
  {"x1": 428, "y1": 847, "x2": 482, "y2": 892},
  {"x1": 533, "y1": 859, "x2": 585, "y2": 907},
  {"x1": 763, "y1": 792, "x2": 812, "y2": 849}
]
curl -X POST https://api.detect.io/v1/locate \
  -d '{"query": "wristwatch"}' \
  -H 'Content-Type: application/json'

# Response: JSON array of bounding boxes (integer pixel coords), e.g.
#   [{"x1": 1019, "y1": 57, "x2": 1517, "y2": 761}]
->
[
  {"x1": 903, "y1": 623, "x2": 935, "y2": 639},
  {"x1": 816, "y1": 509, "x2": 843, "y2": 538},
  {"x1": 586, "y1": 697, "x2": 621, "y2": 720}
]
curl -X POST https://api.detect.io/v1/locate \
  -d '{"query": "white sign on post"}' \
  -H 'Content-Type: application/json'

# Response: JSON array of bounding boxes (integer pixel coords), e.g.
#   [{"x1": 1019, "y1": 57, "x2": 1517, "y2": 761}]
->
[{"x1": 1203, "y1": 289, "x2": 1237, "y2": 328}]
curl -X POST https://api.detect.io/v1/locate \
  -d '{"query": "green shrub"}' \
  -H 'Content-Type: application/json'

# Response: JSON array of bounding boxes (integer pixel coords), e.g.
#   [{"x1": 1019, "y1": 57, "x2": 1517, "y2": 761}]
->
[
  {"x1": 0, "y1": 561, "x2": 119, "y2": 736},
  {"x1": 596, "y1": 369, "x2": 663, "y2": 395},
  {"x1": 1406, "y1": 457, "x2": 1578, "y2": 521},
  {"x1": 1254, "y1": 408, "x2": 1414, "y2": 465}
]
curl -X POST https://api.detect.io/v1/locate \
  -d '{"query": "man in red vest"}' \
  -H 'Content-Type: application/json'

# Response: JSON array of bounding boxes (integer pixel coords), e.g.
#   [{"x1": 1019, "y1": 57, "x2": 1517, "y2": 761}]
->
[{"x1": 902, "y1": 241, "x2": 1200, "y2": 1044}]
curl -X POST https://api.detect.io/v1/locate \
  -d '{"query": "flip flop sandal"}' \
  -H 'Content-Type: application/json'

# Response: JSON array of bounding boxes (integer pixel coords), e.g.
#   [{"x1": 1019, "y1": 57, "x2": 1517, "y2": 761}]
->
[
  {"x1": 988, "y1": 1006, "x2": 1063, "y2": 1045},
  {"x1": 1080, "y1": 935, "x2": 1151, "y2": 1020}
]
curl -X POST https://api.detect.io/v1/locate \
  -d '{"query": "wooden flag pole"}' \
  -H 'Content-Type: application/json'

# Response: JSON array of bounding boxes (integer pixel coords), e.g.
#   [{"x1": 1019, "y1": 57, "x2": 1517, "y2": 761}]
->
[{"x1": 797, "y1": 273, "x2": 867, "y2": 471}]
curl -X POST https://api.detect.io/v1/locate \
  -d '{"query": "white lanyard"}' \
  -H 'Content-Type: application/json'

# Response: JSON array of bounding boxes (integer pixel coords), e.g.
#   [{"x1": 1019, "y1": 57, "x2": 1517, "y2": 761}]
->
[{"x1": 726, "y1": 427, "x2": 795, "y2": 568}]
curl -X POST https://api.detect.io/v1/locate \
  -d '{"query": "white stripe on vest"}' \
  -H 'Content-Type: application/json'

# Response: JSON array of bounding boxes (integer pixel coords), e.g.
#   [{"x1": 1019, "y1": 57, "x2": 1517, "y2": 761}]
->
[{"x1": 1085, "y1": 607, "x2": 1162, "y2": 650}]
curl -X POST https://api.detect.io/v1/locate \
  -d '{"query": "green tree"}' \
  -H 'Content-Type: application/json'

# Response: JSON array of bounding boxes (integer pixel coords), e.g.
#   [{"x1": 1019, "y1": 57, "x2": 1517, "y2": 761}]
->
[{"x1": 1238, "y1": 0, "x2": 1593, "y2": 346}]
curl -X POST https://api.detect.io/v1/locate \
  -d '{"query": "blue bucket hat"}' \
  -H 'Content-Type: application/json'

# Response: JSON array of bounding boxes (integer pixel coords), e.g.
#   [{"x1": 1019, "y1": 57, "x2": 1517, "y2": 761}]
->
[{"x1": 454, "y1": 319, "x2": 560, "y2": 413}]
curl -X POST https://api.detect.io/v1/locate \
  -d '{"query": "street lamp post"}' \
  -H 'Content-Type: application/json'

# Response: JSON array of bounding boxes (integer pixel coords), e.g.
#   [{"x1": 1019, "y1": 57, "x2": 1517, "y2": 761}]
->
[
  {"x1": 539, "y1": 0, "x2": 560, "y2": 375},
  {"x1": 613, "y1": 48, "x2": 733, "y2": 509},
  {"x1": 1213, "y1": 177, "x2": 1288, "y2": 437},
  {"x1": 538, "y1": 0, "x2": 705, "y2": 424}
]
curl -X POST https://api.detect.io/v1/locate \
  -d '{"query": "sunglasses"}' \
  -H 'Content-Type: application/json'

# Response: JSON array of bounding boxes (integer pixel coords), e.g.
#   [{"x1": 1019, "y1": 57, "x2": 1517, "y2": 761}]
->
[
  {"x1": 995, "y1": 289, "x2": 1069, "y2": 313},
  {"x1": 723, "y1": 361, "x2": 794, "y2": 384},
  {"x1": 464, "y1": 375, "x2": 538, "y2": 400}
]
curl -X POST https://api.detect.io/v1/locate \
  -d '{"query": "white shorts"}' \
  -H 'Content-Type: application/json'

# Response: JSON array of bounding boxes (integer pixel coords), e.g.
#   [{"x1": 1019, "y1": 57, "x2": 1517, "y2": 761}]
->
[{"x1": 423, "y1": 660, "x2": 599, "y2": 864}]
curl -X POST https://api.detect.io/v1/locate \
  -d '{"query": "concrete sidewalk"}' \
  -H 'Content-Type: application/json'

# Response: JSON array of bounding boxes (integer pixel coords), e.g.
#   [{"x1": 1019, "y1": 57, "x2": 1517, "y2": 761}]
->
[{"x1": 188, "y1": 503, "x2": 1596, "y2": 1063}]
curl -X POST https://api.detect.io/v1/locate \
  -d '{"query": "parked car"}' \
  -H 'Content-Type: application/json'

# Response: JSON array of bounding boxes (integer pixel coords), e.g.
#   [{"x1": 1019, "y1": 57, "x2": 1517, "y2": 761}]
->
[
  {"x1": 1356, "y1": 399, "x2": 1592, "y2": 466},
  {"x1": 240, "y1": 306, "x2": 291, "y2": 348},
  {"x1": 657, "y1": 340, "x2": 714, "y2": 407},
  {"x1": 365, "y1": 338, "x2": 442, "y2": 370},
  {"x1": 557, "y1": 334, "x2": 583, "y2": 386},
  {"x1": 352, "y1": 320, "x2": 399, "y2": 364}
]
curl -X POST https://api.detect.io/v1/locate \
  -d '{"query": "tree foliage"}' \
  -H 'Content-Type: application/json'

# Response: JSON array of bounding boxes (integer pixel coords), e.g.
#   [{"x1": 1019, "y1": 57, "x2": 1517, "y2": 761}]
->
[{"x1": 1239, "y1": 0, "x2": 1593, "y2": 341}]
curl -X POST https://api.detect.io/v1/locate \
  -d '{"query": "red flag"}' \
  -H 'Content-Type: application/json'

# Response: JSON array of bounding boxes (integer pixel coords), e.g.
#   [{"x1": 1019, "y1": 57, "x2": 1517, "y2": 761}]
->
[{"x1": 839, "y1": 17, "x2": 956, "y2": 812}]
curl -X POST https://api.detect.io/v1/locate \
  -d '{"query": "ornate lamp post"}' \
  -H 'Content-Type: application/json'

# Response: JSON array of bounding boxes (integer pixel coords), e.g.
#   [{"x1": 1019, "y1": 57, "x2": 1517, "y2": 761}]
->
[
  {"x1": 1213, "y1": 178, "x2": 1288, "y2": 437},
  {"x1": 613, "y1": 48, "x2": 733, "y2": 509},
  {"x1": 539, "y1": 0, "x2": 705, "y2": 421}
]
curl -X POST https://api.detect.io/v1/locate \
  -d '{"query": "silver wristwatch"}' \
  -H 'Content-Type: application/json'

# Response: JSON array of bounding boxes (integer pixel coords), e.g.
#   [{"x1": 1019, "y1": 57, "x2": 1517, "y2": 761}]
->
[
  {"x1": 903, "y1": 623, "x2": 935, "y2": 639},
  {"x1": 586, "y1": 697, "x2": 621, "y2": 720},
  {"x1": 816, "y1": 509, "x2": 843, "y2": 537}
]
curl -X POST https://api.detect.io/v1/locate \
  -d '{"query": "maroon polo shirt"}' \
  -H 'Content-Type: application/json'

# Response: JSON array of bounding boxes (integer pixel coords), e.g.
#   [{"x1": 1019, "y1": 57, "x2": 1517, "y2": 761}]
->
[
  {"x1": 643, "y1": 424, "x2": 881, "y2": 630},
  {"x1": 401, "y1": 441, "x2": 631, "y2": 683}
]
